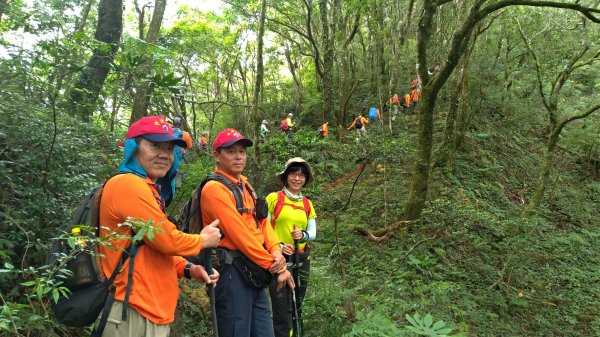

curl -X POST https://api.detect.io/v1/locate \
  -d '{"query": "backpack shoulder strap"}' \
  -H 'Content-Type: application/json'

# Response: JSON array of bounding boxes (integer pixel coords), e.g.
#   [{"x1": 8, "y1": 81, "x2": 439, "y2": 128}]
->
[
  {"x1": 272, "y1": 190, "x2": 286, "y2": 224},
  {"x1": 302, "y1": 196, "x2": 311, "y2": 218},
  {"x1": 206, "y1": 173, "x2": 245, "y2": 214}
]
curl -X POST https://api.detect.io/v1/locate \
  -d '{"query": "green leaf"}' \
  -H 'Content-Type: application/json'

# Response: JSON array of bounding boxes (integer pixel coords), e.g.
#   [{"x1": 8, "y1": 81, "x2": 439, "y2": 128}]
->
[
  {"x1": 423, "y1": 313, "x2": 433, "y2": 327},
  {"x1": 405, "y1": 313, "x2": 418, "y2": 326},
  {"x1": 432, "y1": 320, "x2": 445, "y2": 330},
  {"x1": 52, "y1": 289, "x2": 60, "y2": 303}
]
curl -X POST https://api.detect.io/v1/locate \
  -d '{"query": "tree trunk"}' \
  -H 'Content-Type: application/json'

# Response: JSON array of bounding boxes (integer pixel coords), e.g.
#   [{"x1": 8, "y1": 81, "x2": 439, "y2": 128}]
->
[
  {"x1": 320, "y1": 0, "x2": 336, "y2": 125},
  {"x1": 252, "y1": 0, "x2": 266, "y2": 179},
  {"x1": 283, "y1": 44, "x2": 303, "y2": 114},
  {"x1": 523, "y1": 132, "x2": 559, "y2": 216},
  {"x1": 68, "y1": 0, "x2": 123, "y2": 122},
  {"x1": 403, "y1": 0, "x2": 438, "y2": 221},
  {"x1": 130, "y1": 0, "x2": 167, "y2": 124},
  {"x1": 404, "y1": 88, "x2": 438, "y2": 221},
  {"x1": 442, "y1": 53, "x2": 471, "y2": 168},
  {"x1": 398, "y1": 0, "x2": 415, "y2": 47}
]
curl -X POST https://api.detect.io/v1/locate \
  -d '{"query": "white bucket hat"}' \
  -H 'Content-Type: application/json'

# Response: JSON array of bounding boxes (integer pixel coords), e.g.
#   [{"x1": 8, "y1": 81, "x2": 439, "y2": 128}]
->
[{"x1": 276, "y1": 157, "x2": 313, "y2": 185}]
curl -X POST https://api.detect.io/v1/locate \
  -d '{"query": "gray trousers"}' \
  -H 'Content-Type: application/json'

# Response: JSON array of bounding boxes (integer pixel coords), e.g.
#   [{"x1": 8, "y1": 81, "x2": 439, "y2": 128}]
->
[{"x1": 99, "y1": 301, "x2": 170, "y2": 337}]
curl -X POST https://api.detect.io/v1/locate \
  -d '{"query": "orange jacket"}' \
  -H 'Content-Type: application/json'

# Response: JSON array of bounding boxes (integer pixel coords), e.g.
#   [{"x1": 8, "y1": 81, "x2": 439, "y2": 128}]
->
[
  {"x1": 201, "y1": 168, "x2": 281, "y2": 269},
  {"x1": 385, "y1": 94, "x2": 400, "y2": 106},
  {"x1": 181, "y1": 131, "x2": 193, "y2": 153},
  {"x1": 411, "y1": 89, "x2": 420, "y2": 102},
  {"x1": 404, "y1": 94, "x2": 411, "y2": 107},
  {"x1": 321, "y1": 123, "x2": 329, "y2": 137},
  {"x1": 99, "y1": 174, "x2": 205, "y2": 324},
  {"x1": 347, "y1": 116, "x2": 369, "y2": 129}
]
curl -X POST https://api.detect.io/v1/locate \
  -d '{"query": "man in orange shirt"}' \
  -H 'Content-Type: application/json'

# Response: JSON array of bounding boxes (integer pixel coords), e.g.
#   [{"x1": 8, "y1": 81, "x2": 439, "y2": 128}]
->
[
  {"x1": 347, "y1": 113, "x2": 369, "y2": 138},
  {"x1": 201, "y1": 128, "x2": 294, "y2": 337},
  {"x1": 98, "y1": 116, "x2": 222, "y2": 337}
]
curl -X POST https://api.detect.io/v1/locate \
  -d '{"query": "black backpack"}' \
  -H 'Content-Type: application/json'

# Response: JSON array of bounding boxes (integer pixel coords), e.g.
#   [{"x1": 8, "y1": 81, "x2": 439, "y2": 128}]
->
[
  {"x1": 178, "y1": 173, "x2": 268, "y2": 234},
  {"x1": 47, "y1": 176, "x2": 142, "y2": 337},
  {"x1": 355, "y1": 117, "x2": 363, "y2": 129}
]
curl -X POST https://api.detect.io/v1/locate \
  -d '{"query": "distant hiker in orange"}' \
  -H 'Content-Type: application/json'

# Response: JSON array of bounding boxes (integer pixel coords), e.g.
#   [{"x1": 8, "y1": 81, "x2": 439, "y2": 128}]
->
[
  {"x1": 401, "y1": 93, "x2": 411, "y2": 107},
  {"x1": 280, "y1": 113, "x2": 294, "y2": 139},
  {"x1": 411, "y1": 88, "x2": 420, "y2": 105},
  {"x1": 318, "y1": 121, "x2": 329, "y2": 138},
  {"x1": 385, "y1": 94, "x2": 401, "y2": 107},
  {"x1": 199, "y1": 131, "x2": 209, "y2": 152},
  {"x1": 347, "y1": 113, "x2": 369, "y2": 138},
  {"x1": 385, "y1": 94, "x2": 401, "y2": 119}
]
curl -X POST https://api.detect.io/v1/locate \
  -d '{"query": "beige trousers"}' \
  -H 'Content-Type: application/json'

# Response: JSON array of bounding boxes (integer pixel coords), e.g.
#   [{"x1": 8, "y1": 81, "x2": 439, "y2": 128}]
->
[{"x1": 98, "y1": 301, "x2": 170, "y2": 337}]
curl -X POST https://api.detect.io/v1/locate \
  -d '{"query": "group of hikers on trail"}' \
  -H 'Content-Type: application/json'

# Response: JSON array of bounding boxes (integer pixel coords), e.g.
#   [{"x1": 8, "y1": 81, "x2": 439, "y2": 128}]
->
[{"x1": 87, "y1": 116, "x2": 317, "y2": 337}]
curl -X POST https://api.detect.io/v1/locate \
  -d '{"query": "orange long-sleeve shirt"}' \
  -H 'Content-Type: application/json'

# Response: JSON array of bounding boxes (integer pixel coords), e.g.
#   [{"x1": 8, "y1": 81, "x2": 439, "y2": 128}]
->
[
  {"x1": 411, "y1": 89, "x2": 420, "y2": 102},
  {"x1": 348, "y1": 116, "x2": 369, "y2": 129},
  {"x1": 201, "y1": 168, "x2": 281, "y2": 270},
  {"x1": 321, "y1": 123, "x2": 329, "y2": 137},
  {"x1": 181, "y1": 131, "x2": 193, "y2": 153},
  {"x1": 404, "y1": 94, "x2": 411, "y2": 107},
  {"x1": 99, "y1": 173, "x2": 205, "y2": 324}
]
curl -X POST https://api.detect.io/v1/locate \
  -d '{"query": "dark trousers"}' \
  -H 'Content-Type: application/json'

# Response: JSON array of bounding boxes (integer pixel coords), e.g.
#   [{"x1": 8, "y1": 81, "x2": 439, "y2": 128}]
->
[
  {"x1": 215, "y1": 264, "x2": 275, "y2": 337},
  {"x1": 269, "y1": 258, "x2": 310, "y2": 337}
]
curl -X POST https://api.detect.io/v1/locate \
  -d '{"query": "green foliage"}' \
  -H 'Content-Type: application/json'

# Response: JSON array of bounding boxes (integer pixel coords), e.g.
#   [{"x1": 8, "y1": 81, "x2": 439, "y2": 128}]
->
[
  {"x1": 405, "y1": 312, "x2": 456, "y2": 337},
  {"x1": 0, "y1": 95, "x2": 121, "y2": 335}
]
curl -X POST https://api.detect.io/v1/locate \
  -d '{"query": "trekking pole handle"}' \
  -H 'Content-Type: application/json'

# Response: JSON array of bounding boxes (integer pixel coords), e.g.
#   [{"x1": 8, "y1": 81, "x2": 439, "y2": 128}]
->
[{"x1": 205, "y1": 249, "x2": 213, "y2": 275}]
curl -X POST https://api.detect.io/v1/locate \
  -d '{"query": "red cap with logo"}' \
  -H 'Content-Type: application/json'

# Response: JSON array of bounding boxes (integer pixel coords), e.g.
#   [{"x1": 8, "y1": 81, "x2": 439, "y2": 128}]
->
[
  {"x1": 213, "y1": 128, "x2": 253, "y2": 151},
  {"x1": 126, "y1": 116, "x2": 187, "y2": 148}
]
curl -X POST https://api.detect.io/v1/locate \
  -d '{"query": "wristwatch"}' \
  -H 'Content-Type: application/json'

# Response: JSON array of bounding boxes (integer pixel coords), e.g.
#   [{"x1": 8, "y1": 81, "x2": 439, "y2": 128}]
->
[{"x1": 184, "y1": 262, "x2": 193, "y2": 279}]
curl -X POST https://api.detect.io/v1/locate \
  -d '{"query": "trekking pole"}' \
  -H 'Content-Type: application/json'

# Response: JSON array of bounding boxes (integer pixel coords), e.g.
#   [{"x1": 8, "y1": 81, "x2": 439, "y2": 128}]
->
[
  {"x1": 290, "y1": 286, "x2": 301, "y2": 337},
  {"x1": 292, "y1": 236, "x2": 303, "y2": 337},
  {"x1": 205, "y1": 250, "x2": 219, "y2": 337}
]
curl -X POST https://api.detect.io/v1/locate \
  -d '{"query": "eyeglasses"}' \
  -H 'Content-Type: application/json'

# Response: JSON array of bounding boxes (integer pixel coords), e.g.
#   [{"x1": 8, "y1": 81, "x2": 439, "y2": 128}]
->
[{"x1": 289, "y1": 172, "x2": 306, "y2": 179}]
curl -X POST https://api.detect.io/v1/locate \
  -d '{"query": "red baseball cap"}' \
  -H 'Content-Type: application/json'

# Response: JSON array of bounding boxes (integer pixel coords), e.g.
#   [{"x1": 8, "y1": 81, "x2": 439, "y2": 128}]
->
[
  {"x1": 213, "y1": 128, "x2": 253, "y2": 151},
  {"x1": 126, "y1": 116, "x2": 187, "y2": 148}
]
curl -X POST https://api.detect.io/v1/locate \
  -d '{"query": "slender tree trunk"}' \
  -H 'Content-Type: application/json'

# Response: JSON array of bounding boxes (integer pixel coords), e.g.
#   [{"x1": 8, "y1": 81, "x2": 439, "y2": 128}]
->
[
  {"x1": 252, "y1": 0, "x2": 267, "y2": 176},
  {"x1": 524, "y1": 133, "x2": 559, "y2": 216},
  {"x1": 283, "y1": 44, "x2": 303, "y2": 114},
  {"x1": 442, "y1": 54, "x2": 470, "y2": 168},
  {"x1": 130, "y1": 0, "x2": 167, "y2": 124},
  {"x1": 320, "y1": 0, "x2": 336, "y2": 125},
  {"x1": 74, "y1": 0, "x2": 94, "y2": 33},
  {"x1": 399, "y1": 0, "x2": 415, "y2": 47},
  {"x1": 68, "y1": 0, "x2": 123, "y2": 122}
]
